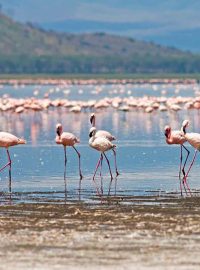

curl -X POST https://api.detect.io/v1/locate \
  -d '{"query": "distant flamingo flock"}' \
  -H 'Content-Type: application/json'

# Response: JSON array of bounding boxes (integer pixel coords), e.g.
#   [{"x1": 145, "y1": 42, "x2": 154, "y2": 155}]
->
[
  {"x1": 1, "y1": 95, "x2": 200, "y2": 114},
  {"x1": 0, "y1": 79, "x2": 200, "y2": 114}
]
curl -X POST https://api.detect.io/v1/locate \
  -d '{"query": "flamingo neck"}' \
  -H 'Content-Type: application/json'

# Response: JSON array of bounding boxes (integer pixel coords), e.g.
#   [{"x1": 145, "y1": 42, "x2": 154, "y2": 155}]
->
[
  {"x1": 92, "y1": 118, "x2": 95, "y2": 127},
  {"x1": 181, "y1": 125, "x2": 186, "y2": 135},
  {"x1": 55, "y1": 135, "x2": 62, "y2": 144},
  {"x1": 57, "y1": 128, "x2": 63, "y2": 137},
  {"x1": 166, "y1": 136, "x2": 173, "y2": 144},
  {"x1": 89, "y1": 131, "x2": 96, "y2": 144},
  {"x1": 89, "y1": 136, "x2": 94, "y2": 145}
]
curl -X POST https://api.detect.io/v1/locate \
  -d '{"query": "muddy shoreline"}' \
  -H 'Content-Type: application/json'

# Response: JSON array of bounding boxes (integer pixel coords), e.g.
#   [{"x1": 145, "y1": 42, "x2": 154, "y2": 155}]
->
[{"x1": 0, "y1": 196, "x2": 200, "y2": 269}]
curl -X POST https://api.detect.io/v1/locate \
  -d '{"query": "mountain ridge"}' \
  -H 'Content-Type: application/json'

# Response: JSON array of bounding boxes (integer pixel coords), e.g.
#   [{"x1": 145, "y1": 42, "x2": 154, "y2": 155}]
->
[
  {"x1": 0, "y1": 12, "x2": 200, "y2": 74},
  {"x1": 1, "y1": 0, "x2": 200, "y2": 52}
]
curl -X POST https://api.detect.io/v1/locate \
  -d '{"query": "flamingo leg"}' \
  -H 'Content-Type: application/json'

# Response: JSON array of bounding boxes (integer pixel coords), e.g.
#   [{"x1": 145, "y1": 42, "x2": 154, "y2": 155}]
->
[
  {"x1": 115, "y1": 177, "x2": 118, "y2": 196},
  {"x1": 64, "y1": 146, "x2": 67, "y2": 171},
  {"x1": 103, "y1": 152, "x2": 113, "y2": 180},
  {"x1": 100, "y1": 154, "x2": 103, "y2": 194},
  {"x1": 179, "y1": 145, "x2": 183, "y2": 196},
  {"x1": 78, "y1": 177, "x2": 82, "y2": 201},
  {"x1": 0, "y1": 149, "x2": 12, "y2": 192},
  {"x1": 72, "y1": 146, "x2": 83, "y2": 180},
  {"x1": 92, "y1": 154, "x2": 102, "y2": 195},
  {"x1": 0, "y1": 149, "x2": 11, "y2": 173},
  {"x1": 183, "y1": 149, "x2": 197, "y2": 196},
  {"x1": 108, "y1": 176, "x2": 118, "y2": 196},
  {"x1": 108, "y1": 178, "x2": 112, "y2": 196},
  {"x1": 112, "y1": 148, "x2": 119, "y2": 177},
  {"x1": 7, "y1": 150, "x2": 12, "y2": 193},
  {"x1": 63, "y1": 146, "x2": 67, "y2": 197},
  {"x1": 179, "y1": 146, "x2": 188, "y2": 195},
  {"x1": 182, "y1": 145, "x2": 190, "y2": 177},
  {"x1": 181, "y1": 144, "x2": 190, "y2": 195},
  {"x1": 93, "y1": 155, "x2": 101, "y2": 180},
  {"x1": 100, "y1": 153, "x2": 103, "y2": 177},
  {"x1": 0, "y1": 162, "x2": 11, "y2": 173}
]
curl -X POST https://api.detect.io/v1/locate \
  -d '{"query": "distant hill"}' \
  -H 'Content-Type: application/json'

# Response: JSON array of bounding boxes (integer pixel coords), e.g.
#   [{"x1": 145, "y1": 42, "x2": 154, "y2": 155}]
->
[
  {"x1": 0, "y1": 12, "x2": 200, "y2": 74},
  {"x1": 42, "y1": 19, "x2": 200, "y2": 53},
  {"x1": 1, "y1": 0, "x2": 200, "y2": 52}
]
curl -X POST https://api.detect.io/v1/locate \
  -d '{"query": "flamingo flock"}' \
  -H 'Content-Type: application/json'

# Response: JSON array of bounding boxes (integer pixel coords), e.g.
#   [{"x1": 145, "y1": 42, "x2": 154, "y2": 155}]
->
[
  {"x1": 0, "y1": 113, "x2": 119, "y2": 195},
  {"x1": 1, "y1": 95, "x2": 200, "y2": 114},
  {"x1": 0, "y1": 77, "x2": 200, "y2": 115},
  {"x1": 0, "y1": 78, "x2": 196, "y2": 86},
  {"x1": 0, "y1": 110, "x2": 200, "y2": 197}
]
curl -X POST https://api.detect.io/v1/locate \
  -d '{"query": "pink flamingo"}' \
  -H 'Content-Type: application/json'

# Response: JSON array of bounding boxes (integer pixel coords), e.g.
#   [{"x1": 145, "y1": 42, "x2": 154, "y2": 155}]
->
[
  {"x1": 181, "y1": 120, "x2": 200, "y2": 194},
  {"x1": 164, "y1": 125, "x2": 190, "y2": 195},
  {"x1": 0, "y1": 132, "x2": 26, "y2": 192},
  {"x1": 90, "y1": 113, "x2": 119, "y2": 176},
  {"x1": 89, "y1": 127, "x2": 116, "y2": 194},
  {"x1": 55, "y1": 123, "x2": 83, "y2": 181}
]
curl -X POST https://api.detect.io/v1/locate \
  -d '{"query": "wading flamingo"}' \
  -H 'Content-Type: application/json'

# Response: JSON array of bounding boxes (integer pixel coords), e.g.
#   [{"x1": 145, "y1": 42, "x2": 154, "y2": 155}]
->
[
  {"x1": 181, "y1": 119, "x2": 200, "y2": 194},
  {"x1": 0, "y1": 132, "x2": 26, "y2": 192},
  {"x1": 164, "y1": 125, "x2": 190, "y2": 195},
  {"x1": 55, "y1": 123, "x2": 83, "y2": 181},
  {"x1": 89, "y1": 127, "x2": 116, "y2": 194},
  {"x1": 90, "y1": 113, "x2": 119, "y2": 176}
]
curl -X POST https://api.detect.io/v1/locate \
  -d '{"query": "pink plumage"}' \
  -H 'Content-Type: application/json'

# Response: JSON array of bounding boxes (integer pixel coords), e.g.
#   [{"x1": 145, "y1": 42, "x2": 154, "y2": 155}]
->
[
  {"x1": 90, "y1": 113, "x2": 119, "y2": 176},
  {"x1": 164, "y1": 125, "x2": 190, "y2": 196},
  {"x1": 164, "y1": 126, "x2": 186, "y2": 145},
  {"x1": 55, "y1": 123, "x2": 82, "y2": 180},
  {"x1": 0, "y1": 131, "x2": 26, "y2": 192},
  {"x1": 0, "y1": 132, "x2": 26, "y2": 148},
  {"x1": 184, "y1": 132, "x2": 200, "y2": 150},
  {"x1": 181, "y1": 120, "x2": 200, "y2": 150},
  {"x1": 181, "y1": 119, "x2": 200, "y2": 196}
]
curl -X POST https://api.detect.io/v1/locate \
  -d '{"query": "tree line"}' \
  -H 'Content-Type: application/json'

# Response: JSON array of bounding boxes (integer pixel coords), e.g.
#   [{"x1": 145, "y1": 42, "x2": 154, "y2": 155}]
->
[{"x1": 0, "y1": 54, "x2": 200, "y2": 74}]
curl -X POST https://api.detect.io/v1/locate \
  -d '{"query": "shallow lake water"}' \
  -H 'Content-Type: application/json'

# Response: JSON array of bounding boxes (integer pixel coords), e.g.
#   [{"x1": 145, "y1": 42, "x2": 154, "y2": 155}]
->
[
  {"x1": 1, "y1": 82, "x2": 200, "y2": 270},
  {"x1": 0, "y1": 81, "x2": 198, "y2": 100},
  {"x1": 0, "y1": 82, "x2": 200, "y2": 204}
]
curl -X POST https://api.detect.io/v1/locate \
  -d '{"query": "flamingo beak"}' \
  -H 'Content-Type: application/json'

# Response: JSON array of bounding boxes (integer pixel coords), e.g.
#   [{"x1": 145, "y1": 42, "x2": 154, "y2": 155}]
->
[
  {"x1": 164, "y1": 129, "x2": 169, "y2": 138},
  {"x1": 90, "y1": 114, "x2": 94, "y2": 125},
  {"x1": 56, "y1": 128, "x2": 60, "y2": 136}
]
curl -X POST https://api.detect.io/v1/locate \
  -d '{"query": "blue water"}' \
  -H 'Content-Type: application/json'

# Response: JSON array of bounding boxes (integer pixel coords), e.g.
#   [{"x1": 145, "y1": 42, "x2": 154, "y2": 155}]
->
[
  {"x1": 0, "y1": 82, "x2": 198, "y2": 100},
  {"x1": 0, "y1": 83, "x2": 200, "y2": 204}
]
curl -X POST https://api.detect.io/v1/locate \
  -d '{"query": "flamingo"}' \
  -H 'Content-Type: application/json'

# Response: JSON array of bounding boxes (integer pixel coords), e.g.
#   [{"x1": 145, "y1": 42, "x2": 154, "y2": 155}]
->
[
  {"x1": 55, "y1": 123, "x2": 83, "y2": 181},
  {"x1": 164, "y1": 125, "x2": 190, "y2": 195},
  {"x1": 0, "y1": 132, "x2": 26, "y2": 192},
  {"x1": 90, "y1": 113, "x2": 119, "y2": 176},
  {"x1": 89, "y1": 127, "x2": 116, "y2": 194},
  {"x1": 181, "y1": 119, "x2": 200, "y2": 194}
]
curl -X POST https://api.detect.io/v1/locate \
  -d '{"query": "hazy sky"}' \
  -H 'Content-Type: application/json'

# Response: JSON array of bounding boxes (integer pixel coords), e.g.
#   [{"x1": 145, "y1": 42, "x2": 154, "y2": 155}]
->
[
  {"x1": 1, "y1": 0, "x2": 200, "y2": 51},
  {"x1": 1, "y1": 0, "x2": 199, "y2": 26}
]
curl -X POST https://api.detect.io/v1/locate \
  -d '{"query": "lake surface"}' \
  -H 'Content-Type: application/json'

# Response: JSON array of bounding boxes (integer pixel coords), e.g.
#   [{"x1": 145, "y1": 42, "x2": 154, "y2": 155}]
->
[
  {"x1": 1, "y1": 81, "x2": 199, "y2": 100},
  {"x1": 0, "y1": 82, "x2": 200, "y2": 204}
]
